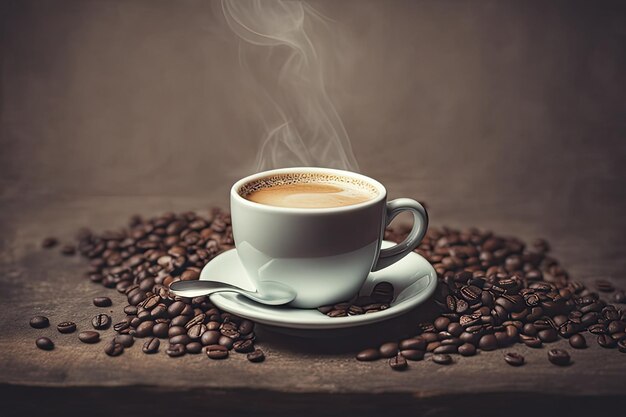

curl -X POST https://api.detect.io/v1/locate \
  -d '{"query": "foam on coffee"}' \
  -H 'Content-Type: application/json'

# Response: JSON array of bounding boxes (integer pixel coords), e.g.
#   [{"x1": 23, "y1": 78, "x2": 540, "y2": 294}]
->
[{"x1": 239, "y1": 173, "x2": 378, "y2": 209}]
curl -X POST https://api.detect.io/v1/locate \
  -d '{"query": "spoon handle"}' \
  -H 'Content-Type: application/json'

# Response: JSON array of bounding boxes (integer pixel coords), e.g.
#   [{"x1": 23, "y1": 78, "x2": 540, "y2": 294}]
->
[{"x1": 169, "y1": 280, "x2": 245, "y2": 298}]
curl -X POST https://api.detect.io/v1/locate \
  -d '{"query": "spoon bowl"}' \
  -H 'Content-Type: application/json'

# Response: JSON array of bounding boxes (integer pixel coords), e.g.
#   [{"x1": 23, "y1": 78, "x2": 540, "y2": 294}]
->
[{"x1": 169, "y1": 280, "x2": 296, "y2": 306}]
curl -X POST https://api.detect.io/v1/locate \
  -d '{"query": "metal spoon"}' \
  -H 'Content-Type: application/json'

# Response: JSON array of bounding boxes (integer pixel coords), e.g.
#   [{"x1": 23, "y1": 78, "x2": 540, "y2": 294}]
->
[{"x1": 168, "y1": 280, "x2": 296, "y2": 306}]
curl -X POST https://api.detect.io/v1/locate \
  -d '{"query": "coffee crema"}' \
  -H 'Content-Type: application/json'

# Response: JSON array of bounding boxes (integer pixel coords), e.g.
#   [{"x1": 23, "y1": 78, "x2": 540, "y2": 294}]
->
[{"x1": 240, "y1": 173, "x2": 378, "y2": 209}]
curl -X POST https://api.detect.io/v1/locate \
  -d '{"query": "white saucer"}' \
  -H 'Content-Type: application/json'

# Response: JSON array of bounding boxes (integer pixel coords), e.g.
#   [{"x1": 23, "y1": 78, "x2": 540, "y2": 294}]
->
[{"x1": 202, "y1": 241, "x2": 437, "y2": 330}]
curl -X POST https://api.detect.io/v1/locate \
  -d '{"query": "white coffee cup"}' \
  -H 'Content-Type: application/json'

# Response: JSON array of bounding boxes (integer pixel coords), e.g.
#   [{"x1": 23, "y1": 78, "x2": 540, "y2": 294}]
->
[{"x1": 230, "y1": 167, "x2": 428, "y2": 308}]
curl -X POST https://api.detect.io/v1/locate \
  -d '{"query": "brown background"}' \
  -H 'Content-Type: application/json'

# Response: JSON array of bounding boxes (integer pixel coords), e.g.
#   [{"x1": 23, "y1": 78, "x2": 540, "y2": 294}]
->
[{"x1": 1, "y1": 0, "x2": 625, "y2": 416}]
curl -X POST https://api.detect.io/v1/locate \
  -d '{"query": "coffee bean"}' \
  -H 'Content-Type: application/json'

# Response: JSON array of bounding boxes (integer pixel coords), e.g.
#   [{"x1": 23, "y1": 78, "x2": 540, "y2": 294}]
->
[
  {"x1": 78, "y1": 331, "x2": 100, "y2": 344},
  {"x1": 547, "y1": 349, "x2": 570, "y2": 366},
  {"x1": 432, "y1": 354, "x2": 452, "y2": 365},
  {"x1": 400, "y1": 349, "x2": 425, "y2": 361},
  {"x1": 426, "y1": 341, "x2": 441, "y2": 352},
  {"x1": 104, "y1": 340, "x2": 124, "y2": 357},
  {"x1": 399, "y1": 337, "x2": 426, "y2": 351},
  {"x1": 36, "y1": 337, "x2": 54, "y2": 350},
  {"x1": 458, "y1": 343, "x2": 476, "y2": 356},
  {"x1": 569, "y1": 334, "x2": 586, "y2": 349},
  {"x1": 166, "y1": 343, "x2": 186, "y2": 357},
  {"x1": 371, "y1": 282, "x2": 394, "y2": 303},
  {"x1": 187, "y1": 324, "x2": 207, "y2": 340},
  {"x1": 327, "y1": 309, "x2": 347, "y2": 317},
  {"x1": 135, "y1": 321, "x2": 154, "y2": 338},
  {"x1": 186, "y1": 342, "x2": 203, "y2": 354},
  {"x1": 238, "y1": 320, "x2": 254, "y2": 335},
  {"x1": 218, "y1": 335, "x2": 235, "y2": 349},
  {"x1": 478, "y1": 334, "x2": 498, "y2": 351},
  {"x1": 93, "y1": 297, "x2": 112, "y2": 307},
  {"x1": 30, "y1": 316, "x2": 50, "y2": 329},
  {"x1": 356, "y1": 348, "x2": 380, "y2": 361},
  {"x1": 201, "y1": 330, "x2": 220, "y2": 346},
  {"x1": 447, "y1": 322, "x2": 463, "y2": 337},
  {"x1": 153, "y1": 322, "x2": 169, "y2": 338},
  {"x1": 142, "y1": 337, "x2": 160, "y2": 354},
  {"x1": 608, "y1": 320, "x2": 625, "y2": 334},
  {"x1": 115, "y1": 334, "x2": 134, "y2": 347},
  {"x1": 537, "y1": 328, "x2": 558, "y2": 343},
  {"x1": 42, "y1": 237, "x2": 59, "y2": 248},
  {"x1": 168, "y1": 301, "x2": 186, "y2": 317},
  {"x1": 247, "y1": 349, "x2": 265, "y2": 363},
  {"x1": 123, "y1": 305, "x2": 138, "y2": 315},
  {"x1": 389, "y1": 354, "x2": 408, "y2": 370},
  {"x1": 504, "y1": 352, "x2": 525, "y2": 366},
  {"x1": 113, "y1": 320, "x2": 130, "y2": 333},
  {"x1": 433, "y1": 344, "x2": 458, "y2": 354},
  {"x1": 317, "y1": 305, "x2": 333, "y2": 314},
  {"x1": 57, "y1": 321, "x2": 77, "y2": 334},
  {"x1": 597, "y1": 334, "x2": 617, "y2": 348},
  {"x1": 206, "y1": 344, "x2": 228, "y2": 359},
  {"x1": 618, "y1": 339, "x2": 626, "y2": 353},
  {"x1": 379, "y1": 342, "x2": 399, "y2": 358},
  {"x1": 169, "y1": 334, "x2": 190, "y2": 345},
  {"x1": 233, "y1": 339, "x2": 254, "y2": 353},
  {"x1": 91, "y1": 314, "x2": 111, "y2": 330}
]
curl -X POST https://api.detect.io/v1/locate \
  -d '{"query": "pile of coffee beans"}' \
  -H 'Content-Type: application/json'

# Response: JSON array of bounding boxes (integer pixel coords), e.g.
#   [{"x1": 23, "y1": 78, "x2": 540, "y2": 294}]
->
[
  {"x1": 317, "y1": 282, "x2": 394, "y2": 317},
  {"x1": 354, "y1": 226, "x2": 626, "y2": 370},
  {"x1": 36, "y1": 209, "x2": 264, "y2": 363},
  {"x1": 36, "y1": 208, "x2": 625, "y2": 371}
]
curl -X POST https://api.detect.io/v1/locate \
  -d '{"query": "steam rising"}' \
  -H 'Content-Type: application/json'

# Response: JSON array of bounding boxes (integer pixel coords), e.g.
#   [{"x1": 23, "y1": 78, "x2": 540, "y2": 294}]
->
[{"x1": 222, "y1": 0, "x2": 359, "y2": 172}]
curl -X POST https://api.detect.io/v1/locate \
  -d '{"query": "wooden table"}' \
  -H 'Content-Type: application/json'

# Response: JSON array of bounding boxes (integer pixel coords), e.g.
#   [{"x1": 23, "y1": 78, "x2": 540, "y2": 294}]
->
[{"x1": 1, "y1": 193, "x2": 625, "y2": 417}]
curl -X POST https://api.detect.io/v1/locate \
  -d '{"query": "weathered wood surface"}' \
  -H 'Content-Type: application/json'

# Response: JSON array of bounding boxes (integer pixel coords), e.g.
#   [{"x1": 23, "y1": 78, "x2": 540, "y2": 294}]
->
[{"x1": 1, "y1": 195, "x2": 625, "y2": 416}]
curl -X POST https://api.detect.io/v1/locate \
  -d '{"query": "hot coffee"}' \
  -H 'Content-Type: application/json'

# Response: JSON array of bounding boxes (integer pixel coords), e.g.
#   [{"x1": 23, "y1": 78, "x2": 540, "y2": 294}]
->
[{"x1": 240, "y1": 173, "x2": 377, "y2": 208}]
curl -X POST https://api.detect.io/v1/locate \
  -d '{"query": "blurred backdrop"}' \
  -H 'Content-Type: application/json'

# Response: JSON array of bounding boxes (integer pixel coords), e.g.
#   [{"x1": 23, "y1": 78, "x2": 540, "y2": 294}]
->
[{"x1": 1, "y1": 0, "x2": 625, "y2": 273}]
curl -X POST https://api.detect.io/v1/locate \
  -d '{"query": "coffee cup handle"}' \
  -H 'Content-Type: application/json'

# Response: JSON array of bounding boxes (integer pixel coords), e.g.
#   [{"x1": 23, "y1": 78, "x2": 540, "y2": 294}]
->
[{"x1": 371, "y1": 198, "x2": 428, "y2": 272}]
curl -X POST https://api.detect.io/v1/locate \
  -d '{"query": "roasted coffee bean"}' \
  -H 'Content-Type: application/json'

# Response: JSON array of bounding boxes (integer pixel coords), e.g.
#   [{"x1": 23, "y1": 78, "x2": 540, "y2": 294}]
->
[
  {"x1": 478, "y1": 334, "x2": 498, "y2": 351},
  {"x1": 569, "y1": 334, "x2": 587, "y2": 349},
  {"x1": 206, "y1": 344, "x2": 229, "y2": 359},
  {"x1": 426, "y1": 341, "x2": 441, "y2": 352},
  {"x1": 220, "y1": 327, "x2": 240, "y2": 339},
  {"x1": 168, "y1": 301, "x2": 186, "y2": 317},
  {"x1": 78, "y1": 331, "x2": 100, "y2": 344},
  {"x1": 608, "y1": 320, "x2": 625, "y2": 334},
  {"x1": 389, "y1": 354, "x2": 408, "y2": 370},
  {"x1": 104, "y1": 340, "x2": 124, "y2": 357},
  {"x1": 36, "y1": 337, "x2": 54, "y2": 350},
  {"x1": 400, "y1": 349, "x2": 425, "y2": 361},
  {"x1": 42, "y1": 237, "x2": 59, "y2": 248},
  {"x1": 434, "y1": 344, "x2": 458, "y2": 354},
  {"x1": 432, "y1": 354, "x2": 452, "y2": 365},
  {"x1": 135, "y1": 321, "x2": 154, "y2": 338},
  {"x1": 142, "y1": 337, "x2": 160, "y2": 354},
  {"x1": 356, "y1": 348, "x2": 380, "y2": 361},
  {"x1": 93, "y1": 297, "x2": 112, "y2": 307},
  {"x1": 115, "y1": 334, "x2": 134, "y2": 348},
  {"x1": 327, "y1": 309, "x2": 347, "y2": 317},
  {"x1": 520, "y1": 335, "x2": 542, "y2": 348},
  {"x1": 113, "y1": 321, "x2": 130, "y2": 333},
  {"x1": 123, "y1": 305, "x2": 138, "y2": 315},
  {"x1": 504, "y1": 352, "x2": 525, "y2": 366},
  {"x1": 201, "y1": 330, "x2": 220, "y2": 346},
  {"x1": 218, "y1": 335, "x2": 235, "y2": 349},
  {"x1": 317, "y1": 305, "x2": 333, "y2": 314},
  {"x1": 434, "y1": 316, "x2": 451, "y2": 331},
  {"x1": 91, "y1": 314, "x2": 111, "y2": 330},
  {"x1": 247, "y1": 349, "x2": 265, "y2": 363},
  {"x1": 371, "y1": 282, "x2": 394, "y2": 303},
  {"x1": 588, "y1": 323, "x2": 607, "y2": 334},
  {"x1": 30, "y1": 316, "x2": 50, "y2": 329},
  {"x1": 153, "y1": 322, "x2": 169, "y2": 338},
  {"x1": 186, "y1": 342, "x2": 203, "y2": 354},
  {"x1": 238, "y1": 320, "x2": 254, "y2": 335},
  {"x1": 447, "y1": 322, "x2": 463, "y2": 337},
  {"x1": 166, "y1": 343, "x2": 186, "y2": 357},
  {"x1": 379, "y1": 342, "x2": 399, "y2": 358},
  {"x1": 597, "y1": 334, "x2": 617, "y2": 348},
  {"x1": 233, "y1": 339, "x2": 254, "y2": 353},
  {"x1": 618, "y1": 339, "x2": 626, "y2": 353},
  {"x1": 537, "y1": 328, "x2": 558, "y2": 343},
  {"x1": 168, "y1": 326, "x2": 187, "y2": 338},
  {"x1": 187, "y1": 324, "x2": 207, "y2": 340},
  {"x1": 57, "y1": 321, "x2": 77, "y2": 334},
  {"x1": 458, "y1": 343, "x2": 476, "y2": 356},
  {"x1": 399, "y1": 337, "x2": 426, "y2": 351},
  {"x1": 547, "y1": 349, "x2": 570, "y2": 366}
]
